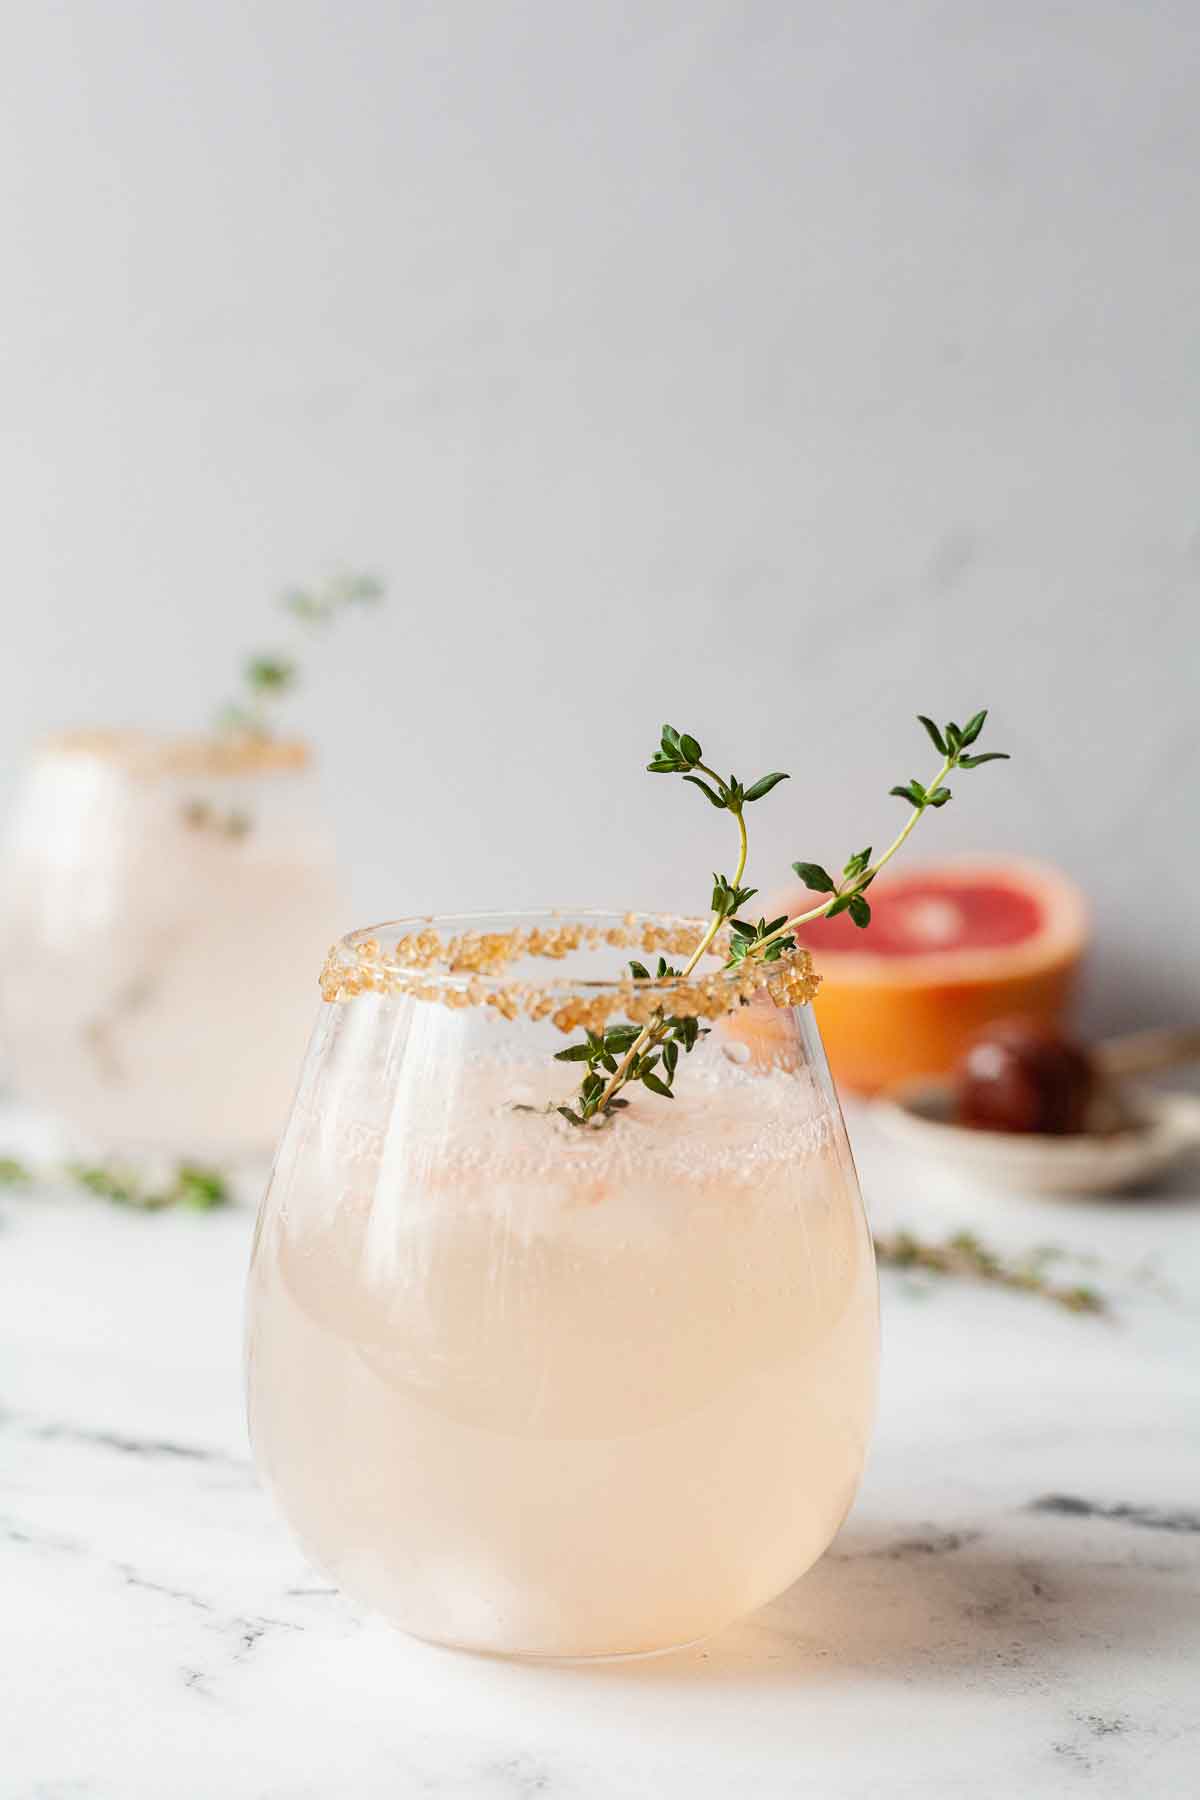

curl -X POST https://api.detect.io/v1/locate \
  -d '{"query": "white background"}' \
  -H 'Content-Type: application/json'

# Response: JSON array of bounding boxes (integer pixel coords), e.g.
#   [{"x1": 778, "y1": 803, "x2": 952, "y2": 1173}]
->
[{"x1": 2, "y1": 0, "x2": 1197, "y2": 1030}]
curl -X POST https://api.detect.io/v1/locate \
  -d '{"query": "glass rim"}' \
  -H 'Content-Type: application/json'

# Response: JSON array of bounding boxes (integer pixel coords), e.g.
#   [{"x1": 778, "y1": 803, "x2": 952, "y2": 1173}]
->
[
  {"x1": 37, "y1": 728, "x2": 312, "y2": 777},
  {"x1": 326, "y1": 907, "x2": 814, "y2": 997}
]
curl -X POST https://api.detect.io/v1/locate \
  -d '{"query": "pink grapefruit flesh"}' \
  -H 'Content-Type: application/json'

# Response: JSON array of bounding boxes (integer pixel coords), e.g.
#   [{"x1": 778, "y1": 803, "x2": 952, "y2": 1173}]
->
[{"x1": 774, "y1": 858, "x2": 1087, "y2": 1094}]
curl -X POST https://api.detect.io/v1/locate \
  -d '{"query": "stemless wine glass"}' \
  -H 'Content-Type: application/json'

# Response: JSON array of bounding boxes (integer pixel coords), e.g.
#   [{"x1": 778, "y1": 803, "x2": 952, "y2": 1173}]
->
[
  {"x1": 246, "y1": 911, "x2": 878, "y2": 1660},
  {"x1": 0, "y1": 731, "x2": 342, "y2": 1158}
]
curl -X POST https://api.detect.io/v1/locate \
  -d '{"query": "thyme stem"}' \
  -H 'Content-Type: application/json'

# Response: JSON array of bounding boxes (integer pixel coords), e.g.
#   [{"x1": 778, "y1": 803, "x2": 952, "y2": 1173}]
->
[
  {"x1": 596, "y1": 784, "x2": 748, "y2": 1109},
  {"x1": 874, "y1": 1229, "x2": 1106, "y2": 1315},
  {"x1": 758, "y1": 753, "x2": 953, "y2": 951},
  {"x1": 558, "y1": 711, "x2": 1006, "y2": 1122}
]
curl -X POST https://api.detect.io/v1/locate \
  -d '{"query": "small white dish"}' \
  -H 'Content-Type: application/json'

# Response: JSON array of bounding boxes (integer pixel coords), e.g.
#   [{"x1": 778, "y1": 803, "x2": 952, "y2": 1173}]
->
[{"x1": 873, "y1": 1081, "x2": 1200, "y2": 1196}]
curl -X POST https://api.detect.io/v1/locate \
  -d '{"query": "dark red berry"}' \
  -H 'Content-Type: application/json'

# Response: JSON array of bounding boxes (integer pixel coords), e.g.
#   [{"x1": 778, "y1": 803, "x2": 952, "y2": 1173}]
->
[{"x1": 956, "y1": 1018, "x2": 1095, "y2": 1135}]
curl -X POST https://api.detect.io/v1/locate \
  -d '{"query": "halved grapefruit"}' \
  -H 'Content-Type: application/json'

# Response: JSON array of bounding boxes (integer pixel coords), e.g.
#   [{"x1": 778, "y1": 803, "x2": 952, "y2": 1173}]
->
[{"x1": 781, "y1": 857, "x2": 1088, "y2": 1094}]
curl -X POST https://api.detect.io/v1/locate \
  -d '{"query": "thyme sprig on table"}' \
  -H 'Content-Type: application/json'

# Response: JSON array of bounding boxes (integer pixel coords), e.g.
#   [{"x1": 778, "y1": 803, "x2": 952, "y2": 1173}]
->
[
  {"x1": 67, "y1": 1161, "x2": 229, "y2": 1210},
  {"x1": 0, "y1": 1154, "x2": 229, "y2": 1209},
  {"x1": 555, "y1": 711, "x2": 1008, "y2": 1124},
  {"x1": 874, "y1": 1229, "x2": 1105, "y2": 1315}
]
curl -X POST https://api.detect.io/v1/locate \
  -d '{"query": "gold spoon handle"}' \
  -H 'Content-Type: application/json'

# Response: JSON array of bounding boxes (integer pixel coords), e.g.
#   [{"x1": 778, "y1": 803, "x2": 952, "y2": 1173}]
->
[{"x1": 1095, "y1": 1027, "x2": 1200, "y2": 1080}]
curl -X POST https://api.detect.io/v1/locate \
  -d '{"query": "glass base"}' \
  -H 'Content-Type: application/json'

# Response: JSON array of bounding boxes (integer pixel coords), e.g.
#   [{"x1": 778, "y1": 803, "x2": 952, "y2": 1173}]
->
[{"x1": 401, "y1": 1624, "x2": 715, "y2": 1665}]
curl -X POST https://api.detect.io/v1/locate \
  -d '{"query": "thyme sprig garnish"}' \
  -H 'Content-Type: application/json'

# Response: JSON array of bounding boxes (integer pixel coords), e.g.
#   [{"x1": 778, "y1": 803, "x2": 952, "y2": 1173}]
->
[
  {"x1": 780, "y1": 709, "x2": 1006, "y2": 939},
  {"x1": 553, "y1": 727, "x2": 786, "y2": 1124},
  {"x1": 180, "y1": 568, "x2": 385, "y2": 837},
  {"x1": 218, "y1": 569, "x2": 384, "y2": 739},
  {"x1": 555, "y1": 711, "x2": 1008, "y2": 1124},
  {"x1": 553, "y1": 988, "x2": 706, "y2": 1125}
]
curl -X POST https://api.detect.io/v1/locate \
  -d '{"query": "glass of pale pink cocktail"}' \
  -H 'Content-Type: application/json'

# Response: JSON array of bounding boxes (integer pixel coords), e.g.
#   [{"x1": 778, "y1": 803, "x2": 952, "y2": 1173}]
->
[
  {"x1": 245, "y1": 911, "x2": 877, "y2": 1659},
  {"x1": 0, "y1": 731, "x2": 341, "y2": 1158}
]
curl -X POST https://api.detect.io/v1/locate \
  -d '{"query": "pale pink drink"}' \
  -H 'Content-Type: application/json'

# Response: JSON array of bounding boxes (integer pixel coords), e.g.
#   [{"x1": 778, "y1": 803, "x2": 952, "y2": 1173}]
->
[
  {"x1": 246, "y1": 913, "x2": 877, "y2": 1658},
  {"x1": 0, "y1": 732, "x2": 341, "y2": 1157}
]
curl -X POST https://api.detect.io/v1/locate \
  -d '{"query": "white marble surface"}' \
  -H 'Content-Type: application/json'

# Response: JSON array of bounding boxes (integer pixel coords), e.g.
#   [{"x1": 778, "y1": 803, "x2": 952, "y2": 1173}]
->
[{"x1": 2, "y1": 1100, "x2": 1198, "y2": 1799}]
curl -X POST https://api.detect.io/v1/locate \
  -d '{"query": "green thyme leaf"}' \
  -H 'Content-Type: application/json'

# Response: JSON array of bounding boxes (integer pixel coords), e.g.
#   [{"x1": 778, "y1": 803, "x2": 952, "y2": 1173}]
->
[
  {"x1": 338, "y1": 571, "x2": 385, "y2": 606},
  {"x1": 284, "y1": 571, "x2": 384, "y2": 624},
  {"x1": 641, "y1": 1071, "x2": 674, "y2": 1098},
  {"x1": 711, "y1": 874, "x2": 736, "y2": 916},
  {"x1": 67, "y1": 1163, "x2": 145, "y2": 1206},
  {"x1": 958, "y1": 752, "x2": 1010, "y2": 768},
  {"x1": 959, "y1": 709, "x2": 988, "y2": 747},
  {"x1": 792, "y1": 862, "x2": 835, "y2": 893},
  {"x1": 245, "y1": 655, "x2": 296, "y2": 693},
  {"x1": 744, "y1": 772, "x2": 789, "y2": 803},
  {"x1": 554, "y1": 1042, "x2": 594, "y2": 1062},
  {"x1": 683, "y1": 775, "x2": 726, "y2": 808},
  {"x1": 917, "y1": 716, "x2": 947, "y2": 755},
  {"x1": 629, "y1": 960, "x2": 651, "y2": 981},
  {"x1": 1060, "y1": 1285, "x2": 1105, "y2": 1313},
  {"x1": 172, "y1": 1165, "x2": 228, "y2": 1209},
  {"x1": 847, "y1": 894, "x2": 872, "y2": 928},
  {"x1": 282, "y1": 589, "x2": 322, "y2": 622}
]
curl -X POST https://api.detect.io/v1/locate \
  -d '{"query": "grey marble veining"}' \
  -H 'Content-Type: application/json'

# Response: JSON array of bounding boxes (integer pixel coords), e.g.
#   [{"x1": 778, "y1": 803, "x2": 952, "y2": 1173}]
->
[{"x1": 2, "y1": 1102, "x2": 1198, "y2": 1798}]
